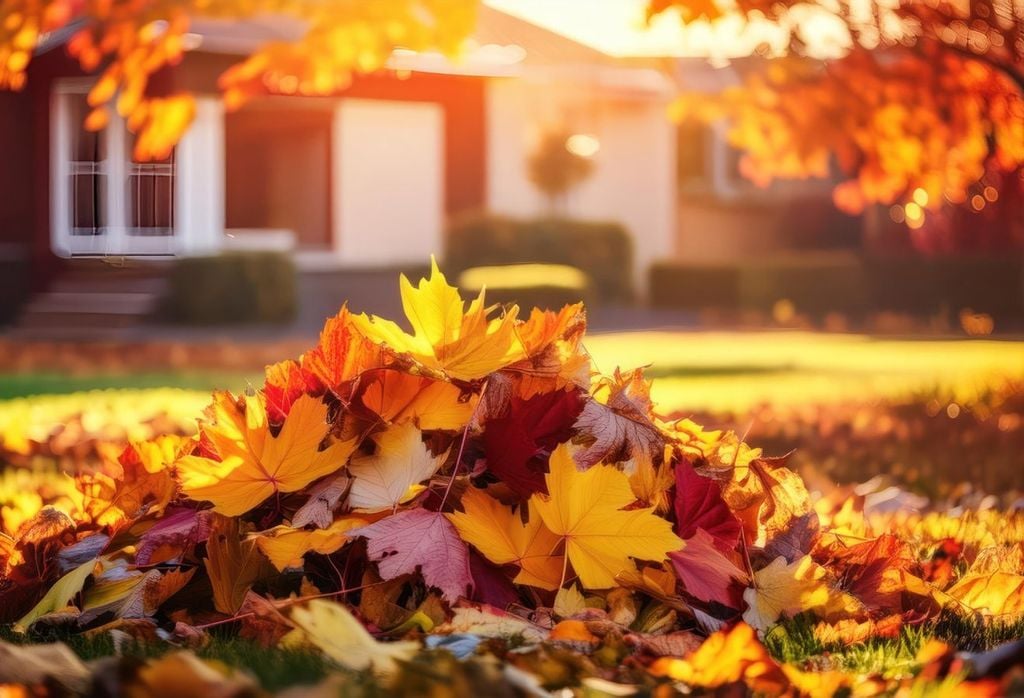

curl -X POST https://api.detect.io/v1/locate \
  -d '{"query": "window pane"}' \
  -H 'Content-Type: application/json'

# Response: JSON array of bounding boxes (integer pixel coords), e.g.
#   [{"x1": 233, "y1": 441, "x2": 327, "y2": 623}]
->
[
  {"x1": 67, "y1": 93, "x2": 105, "y2": 163},
  {"x1": 126, "y1": 128, "x2": 175, "y2": 234},
  {"x1": 71, "y1": 173, "x2": 105, "y2": 233},
  {"x1": 127, "y1": 170, "x2": 174, "y2": 234}
]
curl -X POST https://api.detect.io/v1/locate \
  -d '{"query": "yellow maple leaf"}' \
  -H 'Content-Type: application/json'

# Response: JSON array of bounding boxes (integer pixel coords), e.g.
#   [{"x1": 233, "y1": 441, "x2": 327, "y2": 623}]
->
[
  {"x1": 352, "y1": 259, "x2": 525, "y2": 381},
  {"x1": 742, "y1": 555, "x2": 831, "y2": 631},
  {"x1": 649, "y1": 623, "x2": 788, "y2": 694},
  {"x1": 347, "y1": 423, "x2": 447, "y2": 512},
  {"x1": 626, "y1": 446, "x2": 674, "y2": 513},
  {"x1": 447, "y1": 487, "x2": 563, "y2": 590},
  {"x1": 75, "y1": 435, "x2": 186, "y2": 528},
  {"x1": 204, "y1": 515, "x2": 273, "y2": 615},
  {"x1": 286, "y1": 599, "x2": 419, "y2": 677},
  {"x1": 252, "y1": 517, "x2": 368, "y2": 572},
  {"x1": 946, "y1": 572, "x2": 1024, "y2": 617},
  {"x1": 176, "y1": 393, "x2": 357, "y2": 516},
  {"x1": 529, "y1": 445, "x2": 682, "y2": 589}
]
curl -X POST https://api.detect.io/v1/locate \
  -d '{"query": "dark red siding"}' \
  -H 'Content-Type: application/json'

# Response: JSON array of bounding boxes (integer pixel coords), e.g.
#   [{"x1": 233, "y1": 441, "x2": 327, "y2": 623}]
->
[
  {"x1": 18, "y1": 49, "x2": 90, "y2": 288},
  {"x1": 0, "y1": 90, "x2": 34, "y2": 246}
]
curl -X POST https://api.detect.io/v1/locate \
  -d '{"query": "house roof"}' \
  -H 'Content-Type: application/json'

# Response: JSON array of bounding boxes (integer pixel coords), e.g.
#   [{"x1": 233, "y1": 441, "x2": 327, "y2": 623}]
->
[{"x1": 36, "y1": 6, "x2": 673, "y2": 97}]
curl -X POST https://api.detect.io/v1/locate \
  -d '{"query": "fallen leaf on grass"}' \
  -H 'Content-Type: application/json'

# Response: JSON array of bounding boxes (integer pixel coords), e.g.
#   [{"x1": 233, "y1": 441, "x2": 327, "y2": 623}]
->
[
  {"x1": 287, "y1": 599, "x2": 419, "y2": 676},
  {"x1": 0, "y1": 640, "x2": 90, "y2": 692},
  {"x1": 15, "y1": 558, "x2": 97, "y2": 631},
  {"x1": 946, "y1": 572, "x2": 1024, "y2": 617},
  {"x1": 742, "y1": 555, "x2": 830, "y2": 632},
  {"x1": 128, "y1": 651, "x2": 258, "y2": 698},
  {"x1": 649, "y1": 622, "x2": 788, "y2": 694}
]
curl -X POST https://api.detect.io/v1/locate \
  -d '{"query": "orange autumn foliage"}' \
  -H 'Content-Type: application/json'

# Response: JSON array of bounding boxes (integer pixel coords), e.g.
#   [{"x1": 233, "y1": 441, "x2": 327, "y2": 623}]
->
[
  {"x1": 651, "y1": 0, "x2": 1024, "y2": 213},
  {"x1": 0, "y1": 1, "x2": 476, "y2": 161}
]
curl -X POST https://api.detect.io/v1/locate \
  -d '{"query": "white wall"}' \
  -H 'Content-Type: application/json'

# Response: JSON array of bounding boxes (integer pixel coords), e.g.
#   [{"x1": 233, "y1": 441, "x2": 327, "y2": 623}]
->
[
  {"x1": 486, "y1": 78, "x2": 677, "y2": 294},
  {"x1": 333, "y1": 98, "x2": 444, "y2": 266},
  {"x1": 176, "y1": 96, "x2": 225, "y2": 255}
]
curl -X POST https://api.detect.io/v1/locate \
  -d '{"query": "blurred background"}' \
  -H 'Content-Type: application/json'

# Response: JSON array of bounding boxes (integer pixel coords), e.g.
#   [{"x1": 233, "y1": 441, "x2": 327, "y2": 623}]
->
[{"x1": 0, "y1": 0, "x2": 1022, "y2": 499}]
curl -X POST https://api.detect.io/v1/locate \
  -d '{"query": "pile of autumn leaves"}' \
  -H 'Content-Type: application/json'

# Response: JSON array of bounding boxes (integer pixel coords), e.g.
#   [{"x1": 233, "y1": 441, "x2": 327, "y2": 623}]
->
[{"x1": 2, "y1": 263, "x2": 1023, "y2": 695}]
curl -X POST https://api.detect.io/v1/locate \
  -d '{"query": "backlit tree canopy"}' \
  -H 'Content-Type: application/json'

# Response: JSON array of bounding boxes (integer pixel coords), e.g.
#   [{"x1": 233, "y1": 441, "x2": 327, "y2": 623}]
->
[
  {"x1": 650, "y1": 0, "x2": 1024, "y2": 214},
  {"x1": 1, "y1": 0, "x2": 1021, "y2": 215},
  {"x1": 0, "y1": 0, "x2": 476, "y2": 160}
]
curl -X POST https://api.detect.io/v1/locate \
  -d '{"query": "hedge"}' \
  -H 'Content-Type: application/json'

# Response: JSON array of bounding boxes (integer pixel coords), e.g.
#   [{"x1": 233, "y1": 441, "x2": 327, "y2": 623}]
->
[
  {"x1": 444, "y1": 213, "x2": 633, "y2": 303},
  {"x1": 651, "y1": 254, "x2": 1024, "y2": 320},
  {"x1": 865, "y1": 257, "x2": 1024, "y2": 318},
  {"x1": 457, "y1": 263, "x2": 591, "y2": 311},
  {"x1": 161, "y1": 251, "x2": 297, "y2": 325}
]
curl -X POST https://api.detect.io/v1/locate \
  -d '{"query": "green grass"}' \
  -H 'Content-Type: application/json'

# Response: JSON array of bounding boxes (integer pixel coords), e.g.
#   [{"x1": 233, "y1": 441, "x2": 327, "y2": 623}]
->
[
  {"x1": 5, "y1": 612, "x2": 1020, "y2": 693},
  {"x1": 1, "y1": 626, "x2": 335, "y2": 691},
  {"x1": 765, "y1": 611, "x2": 1024, "y2": 680},
  {"x1": 0, "y1": 371, "x2": 261, "y2": 401},
  {"x1": 932, "y1": 613, "x2": 1024, "y2": 653}
]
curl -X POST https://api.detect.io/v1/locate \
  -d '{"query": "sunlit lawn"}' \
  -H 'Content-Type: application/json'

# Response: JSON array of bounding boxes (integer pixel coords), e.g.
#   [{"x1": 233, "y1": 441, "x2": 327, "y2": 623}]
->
[
  {"x1": 1, "y1": 331, "x2": 1021, "y2": 414},
  {"x1": 584, "y1": 330, "x2": 1024, "y2": 413}
]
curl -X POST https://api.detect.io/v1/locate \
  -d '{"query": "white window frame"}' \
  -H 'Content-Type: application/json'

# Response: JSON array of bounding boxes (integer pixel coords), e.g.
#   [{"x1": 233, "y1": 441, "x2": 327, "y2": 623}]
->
[{"x1": 51, "y1": 79, "x2": 178, "y2": 257}]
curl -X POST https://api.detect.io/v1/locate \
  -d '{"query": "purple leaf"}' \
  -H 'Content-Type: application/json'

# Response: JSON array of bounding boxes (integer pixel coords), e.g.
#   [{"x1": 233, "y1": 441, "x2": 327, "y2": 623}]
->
[{"x1": 351, "y1": 509, "x2": 472, "y2": 602}]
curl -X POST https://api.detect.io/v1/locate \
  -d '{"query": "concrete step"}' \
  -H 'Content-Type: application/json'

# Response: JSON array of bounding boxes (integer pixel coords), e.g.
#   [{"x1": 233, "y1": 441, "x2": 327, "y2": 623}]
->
[
  {"x1": 11, "y1": 260, "x2": 171, "y2": 339},
  {"x1": 21, "y1": 292, "x2": 159, "y2": 316}
]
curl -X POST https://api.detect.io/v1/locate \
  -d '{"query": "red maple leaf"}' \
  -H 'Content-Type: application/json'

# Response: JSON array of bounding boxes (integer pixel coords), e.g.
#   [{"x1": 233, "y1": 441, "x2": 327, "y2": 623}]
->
[
  {"x1": 674, "y1": 458, "x2": 742, "y2": 552},
  {"x1": 669, "y1": 529, "x2": 748, "y2": 608},
  {"x1": 482, "y1": 389, "x2": 583, "y2": 497}
]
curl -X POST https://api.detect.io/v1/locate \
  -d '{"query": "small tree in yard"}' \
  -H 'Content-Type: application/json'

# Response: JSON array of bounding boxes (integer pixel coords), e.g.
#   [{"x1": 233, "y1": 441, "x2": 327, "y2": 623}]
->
[{"x1": 527, "y1": 128, "x2": 596, "y2": 214}]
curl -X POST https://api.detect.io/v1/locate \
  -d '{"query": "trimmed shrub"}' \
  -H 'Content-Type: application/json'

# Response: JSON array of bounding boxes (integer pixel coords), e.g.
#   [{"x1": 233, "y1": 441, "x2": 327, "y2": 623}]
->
[
  {"x1": 650, "y1": 253, "x2": 1024, "y2": 321},
  {"x1": 650, "y1": 253, "x2": 866, "y2": 316},
  {"x1": 445, "y1": 213, "x2": 633, "y2": 303},
  {"x1": 457, "y1": 263, "x2": 591, "y2": 310},
  {"x1": 161, "y1": 251, "x2": 296, "y2": 325},
  {"x1": 866, "y1": 256, "x2": 1024, "y2": 318},
  {"x1": 649, "y1": 263, "x2": 739, "y2": 310},
  {"x1": 737, "y1": 252, "x2": 868, "y2": 316}
]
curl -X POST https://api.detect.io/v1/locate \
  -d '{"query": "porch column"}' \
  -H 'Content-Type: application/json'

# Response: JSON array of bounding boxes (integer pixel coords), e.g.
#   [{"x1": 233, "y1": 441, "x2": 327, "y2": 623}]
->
[{"x1": 175, "y1": 95, "x2": 224, "y2": 255}]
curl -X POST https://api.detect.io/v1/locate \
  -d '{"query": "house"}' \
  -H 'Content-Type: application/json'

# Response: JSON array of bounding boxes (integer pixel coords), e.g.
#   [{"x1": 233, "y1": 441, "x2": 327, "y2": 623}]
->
[
  {"x1": 0, "y1": 5, "x2": 679, "y2": 325},
  {"x1": 668, "y1": 56, "x2": 862, "y2": 263}
]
